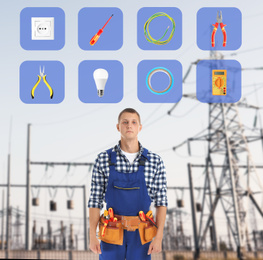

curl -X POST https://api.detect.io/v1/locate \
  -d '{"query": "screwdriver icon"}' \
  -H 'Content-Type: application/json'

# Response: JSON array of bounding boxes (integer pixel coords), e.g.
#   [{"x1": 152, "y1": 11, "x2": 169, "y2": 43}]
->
[{"x1": 90, "y1": 14, "x2": 114, "y2": 46}]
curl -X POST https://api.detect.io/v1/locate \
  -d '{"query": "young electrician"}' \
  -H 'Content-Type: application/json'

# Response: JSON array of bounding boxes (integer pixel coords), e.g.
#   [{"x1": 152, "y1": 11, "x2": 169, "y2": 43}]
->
[{"x1": 88, "y1": 108, "x2": 167, "y2": 260}]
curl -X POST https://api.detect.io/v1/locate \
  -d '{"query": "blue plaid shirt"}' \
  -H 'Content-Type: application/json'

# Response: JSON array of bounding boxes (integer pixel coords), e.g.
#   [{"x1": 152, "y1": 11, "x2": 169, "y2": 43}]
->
[{"x1": 88, "y1": 142, "x2": 168, "y2": 209}]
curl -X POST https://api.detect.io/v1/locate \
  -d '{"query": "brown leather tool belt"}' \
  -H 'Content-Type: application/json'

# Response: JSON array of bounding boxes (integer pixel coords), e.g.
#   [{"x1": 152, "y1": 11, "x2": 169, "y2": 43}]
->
[
  {"x1": 116, "y1": 215, "x2": 142, "y2": 231},
  {"x1": 105, "y1": 215, "x2": 151, "y2": 231},
  {"x1": 99, "y1": 214, "x2": 157, "y2": 245}
]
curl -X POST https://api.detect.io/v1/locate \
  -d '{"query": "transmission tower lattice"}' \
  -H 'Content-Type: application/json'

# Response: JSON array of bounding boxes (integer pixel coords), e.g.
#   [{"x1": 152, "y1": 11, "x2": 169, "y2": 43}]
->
[
  {"x1": 169, "y1": 49, "x2": 263, "y2": 259},
  {"x1": 186, "y1": 102, "x2": 263, "y2": 259}
]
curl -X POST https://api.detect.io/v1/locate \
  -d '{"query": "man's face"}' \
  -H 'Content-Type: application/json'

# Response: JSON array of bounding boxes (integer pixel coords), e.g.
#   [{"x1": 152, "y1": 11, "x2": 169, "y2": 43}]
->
[{"x1": 117, "y1": 112, "x2": 142, "y2": 141}]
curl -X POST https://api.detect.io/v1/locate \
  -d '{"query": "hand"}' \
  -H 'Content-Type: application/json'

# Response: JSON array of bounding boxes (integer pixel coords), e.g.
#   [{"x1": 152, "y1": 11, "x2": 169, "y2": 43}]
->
[
  {"x1": 147, "y1": 237, "x2": 162, "y2": 255},
  {"x1": 89, "y1": 237, "x2": 102, "y2": 254}
]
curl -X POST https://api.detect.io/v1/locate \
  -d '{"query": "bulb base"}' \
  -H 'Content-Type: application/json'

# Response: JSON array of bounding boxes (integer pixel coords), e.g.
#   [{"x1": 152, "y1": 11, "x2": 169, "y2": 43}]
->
[{"x1": 97, "y1": 90, "x2": 104, "y2": 97}]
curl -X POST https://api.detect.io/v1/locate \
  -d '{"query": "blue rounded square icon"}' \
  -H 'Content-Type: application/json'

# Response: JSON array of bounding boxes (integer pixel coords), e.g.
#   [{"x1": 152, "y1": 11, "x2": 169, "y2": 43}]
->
[
  {"x1": 78, "y1": 8, "x2": 123, "y2": 51},
  {"x1": 20, "y1": 7, "x2": 65, "y2": 50},
  {"x1": 138, "y1": 60, "x2": 182, "y2": 103},
  {"x1": 137, "y1": 7, "x2": 182, "y2": 50},
  {"x1": 78, "y1": 60, "x2": 123, "y2": 103},
  {"x1": 20, "y1": 61, "x2": 65, "y2": 104},
  {"x1": 197, "y1": 7, "x2": 242, "y2": 51},
  {"x1": 196, "y1": 60, "x2": 241, "y2": 103}
]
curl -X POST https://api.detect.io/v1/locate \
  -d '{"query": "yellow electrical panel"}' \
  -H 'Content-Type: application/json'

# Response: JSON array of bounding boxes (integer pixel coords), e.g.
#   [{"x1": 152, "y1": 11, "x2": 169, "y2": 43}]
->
[{"x1": 212, "y1": 70, "x2": 227, "y2": 95}]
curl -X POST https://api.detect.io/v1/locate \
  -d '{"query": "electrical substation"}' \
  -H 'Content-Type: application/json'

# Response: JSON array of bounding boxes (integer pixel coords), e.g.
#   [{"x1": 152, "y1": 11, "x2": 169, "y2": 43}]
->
[{"x1": 1, "y1": 52, "x2": 263, "y2": 260}]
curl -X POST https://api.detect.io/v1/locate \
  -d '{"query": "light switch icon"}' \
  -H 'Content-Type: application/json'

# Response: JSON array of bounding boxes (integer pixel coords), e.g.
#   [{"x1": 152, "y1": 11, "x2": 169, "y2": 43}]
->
[{"x1": 31, "y1": 17, "x2": 54, "y2": 40}]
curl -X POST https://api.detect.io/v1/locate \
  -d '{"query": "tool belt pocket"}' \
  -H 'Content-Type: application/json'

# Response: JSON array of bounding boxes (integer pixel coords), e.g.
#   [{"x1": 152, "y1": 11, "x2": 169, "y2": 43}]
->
[
  {"x1": 98, "y1": 216, "x2": 123, "y2": 246},
  {"x1": 138, "y1": 222, "x2": 157, "y2": 245}
]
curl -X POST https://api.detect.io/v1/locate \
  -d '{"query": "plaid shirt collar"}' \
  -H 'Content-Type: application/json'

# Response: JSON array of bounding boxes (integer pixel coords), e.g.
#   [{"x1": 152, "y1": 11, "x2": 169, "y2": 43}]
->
[{"x1": 114, "y1": 141, "x2": 144, "y2": 161}]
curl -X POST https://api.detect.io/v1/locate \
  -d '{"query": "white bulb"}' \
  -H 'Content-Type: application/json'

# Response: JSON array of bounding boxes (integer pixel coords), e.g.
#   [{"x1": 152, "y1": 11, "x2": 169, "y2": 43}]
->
[{"x1": 93, "y1": 68, "x2": 109, "y2": 97}]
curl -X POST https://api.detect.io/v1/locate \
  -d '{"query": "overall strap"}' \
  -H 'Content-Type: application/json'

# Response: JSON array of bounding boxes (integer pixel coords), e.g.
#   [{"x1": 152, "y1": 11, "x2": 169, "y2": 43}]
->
[
  {"x1": 138, "y1": 148, "x2": 149, "y2": 168},
  {"x1": 106, "y1": 149, "x2": 116, "y2": 166}
]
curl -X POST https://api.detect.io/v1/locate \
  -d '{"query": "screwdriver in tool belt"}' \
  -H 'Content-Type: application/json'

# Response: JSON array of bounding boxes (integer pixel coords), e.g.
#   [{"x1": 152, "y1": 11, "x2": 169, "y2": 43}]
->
[
  {"x1": 108, "y1": 208, "x2": 114, "y2": 220},
  {"x1": 108, "y1": 208, "x2": 118, "y2": 221},
  {"x1": 102, "y1": 210, "x2": 110, "y2": 237},
  {"x1": 102, "y1": 219, "x2": 109, "y2": 237},
  {"x1": 139, "y1": 211, "x2": 146, "y2": 221},
  {"x1": 90, "y1": 14, "x2": 114, "y2": 46},
  {"x1": 108, "y1": 208, "x2": 118, "y2": 222},
  {"x1": 146, "y1": 210, "x2": 153, "y2": 220},
  {"x1": 146, "y1": 211, "x2": 158, "y2": 228}
]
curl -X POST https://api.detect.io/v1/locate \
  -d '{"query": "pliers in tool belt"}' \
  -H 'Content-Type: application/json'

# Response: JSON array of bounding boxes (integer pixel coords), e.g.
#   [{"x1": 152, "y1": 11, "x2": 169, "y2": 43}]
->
[
  {"x1": 211, "y1": 11, "x2": 227, "y2": 47},
  {"x1": 31, "y1": 66, "x2": 53, "y2": 99}
]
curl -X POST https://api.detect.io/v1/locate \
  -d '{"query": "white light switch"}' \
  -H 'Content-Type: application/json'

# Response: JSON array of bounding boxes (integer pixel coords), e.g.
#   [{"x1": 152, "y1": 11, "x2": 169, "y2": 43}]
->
[{"x1": 31, "y1": 17, "x2": 54, "y2": 40}]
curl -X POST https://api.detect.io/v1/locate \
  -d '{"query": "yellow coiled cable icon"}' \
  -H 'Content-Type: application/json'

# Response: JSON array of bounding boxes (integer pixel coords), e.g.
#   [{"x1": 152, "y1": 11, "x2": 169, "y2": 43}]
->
[
  {"x1": 31, "y1": 66, "x2": 53, "y2": 99},
  {"x1": 144, "y1": 12, "x2": 176, "y2": 45}
]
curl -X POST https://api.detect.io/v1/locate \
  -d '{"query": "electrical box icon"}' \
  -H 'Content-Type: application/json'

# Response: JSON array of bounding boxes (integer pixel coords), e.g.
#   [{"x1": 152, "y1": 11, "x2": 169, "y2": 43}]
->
[{"x1": 212, "y1": 70, "x2": 227, "y2": 95}]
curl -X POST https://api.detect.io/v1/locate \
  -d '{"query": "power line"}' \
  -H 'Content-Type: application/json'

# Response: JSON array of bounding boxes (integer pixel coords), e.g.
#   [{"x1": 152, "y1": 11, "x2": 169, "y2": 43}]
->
[{"x1": 33, "y1": 105, "x2": 108, "y2": 126}]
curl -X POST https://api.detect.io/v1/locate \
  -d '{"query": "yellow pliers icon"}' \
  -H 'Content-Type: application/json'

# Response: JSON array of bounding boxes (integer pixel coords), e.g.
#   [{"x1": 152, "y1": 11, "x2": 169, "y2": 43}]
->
[{"x1": 31, "y1": 66, "x2": 54, "y2": 99}]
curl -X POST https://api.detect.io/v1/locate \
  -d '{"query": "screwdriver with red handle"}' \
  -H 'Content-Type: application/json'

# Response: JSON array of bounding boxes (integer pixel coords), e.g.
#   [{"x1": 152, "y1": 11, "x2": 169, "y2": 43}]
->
[
  {"x1": 146, "y1": 211, "x2": 158, "y2": 228},
  {"x1": 139, "y1": 211, "x2": 146, "y2": 222},
  {"x1": 102, "y1": 210, "x2": 110, "y2": 237},
  {"x1": 90, "y1": 14, "x2": 114, "y2": 46},
  {"x1": 108, "y1": 208, "x2": 114, "y2": 220}
]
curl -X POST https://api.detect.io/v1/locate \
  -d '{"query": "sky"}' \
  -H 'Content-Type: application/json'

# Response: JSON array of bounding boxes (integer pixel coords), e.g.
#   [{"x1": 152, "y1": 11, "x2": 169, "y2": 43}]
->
[{"x1": 0, "y1": 0, "x2": 263, "y2": 250}]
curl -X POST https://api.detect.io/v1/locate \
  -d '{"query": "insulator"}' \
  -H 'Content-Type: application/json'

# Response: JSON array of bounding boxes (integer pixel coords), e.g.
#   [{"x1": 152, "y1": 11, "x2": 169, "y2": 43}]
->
[
  {"x1": 50, "y1": 200, "x2": 57, "y2": 211},
  {"x1": 32, "y1": 198, "x2": 39, "y2": 206},
  {"x1": 67, "y1": 200, "x2": 74, "y2": 210},
  {"x1": 177, "y1": 199, "x2": 184, "y2": 208}
]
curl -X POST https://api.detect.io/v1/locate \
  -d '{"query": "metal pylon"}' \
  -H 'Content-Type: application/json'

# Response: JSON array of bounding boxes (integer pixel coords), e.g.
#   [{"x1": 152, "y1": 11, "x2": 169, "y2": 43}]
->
[
  {"x1": 187, "y1": 102, "x2": 263, "y2": 259},
  {"x1": 170, "y1": 49, "x2": 263, "y2": 258},
  {"x1": 208, "y1": 103, "x2": 248, "y2": 254}
]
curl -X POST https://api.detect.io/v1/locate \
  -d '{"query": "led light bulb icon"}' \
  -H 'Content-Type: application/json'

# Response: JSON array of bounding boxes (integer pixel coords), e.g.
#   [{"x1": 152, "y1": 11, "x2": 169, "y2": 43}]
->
[{"x1": 93, "y1": 68, "x2": 109, "y2": 97}]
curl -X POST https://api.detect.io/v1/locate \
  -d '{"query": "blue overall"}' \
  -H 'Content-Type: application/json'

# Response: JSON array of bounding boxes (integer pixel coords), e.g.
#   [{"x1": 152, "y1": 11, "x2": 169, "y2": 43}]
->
[{"x1": 99, "y1": 148, "x2": 152, "y2": 260}]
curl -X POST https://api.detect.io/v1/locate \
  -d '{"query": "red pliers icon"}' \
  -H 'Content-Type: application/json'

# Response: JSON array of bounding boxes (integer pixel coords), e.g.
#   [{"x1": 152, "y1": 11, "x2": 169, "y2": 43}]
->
[{"x1": 211, "y1": 11, "x2": 227, "y2": 47}]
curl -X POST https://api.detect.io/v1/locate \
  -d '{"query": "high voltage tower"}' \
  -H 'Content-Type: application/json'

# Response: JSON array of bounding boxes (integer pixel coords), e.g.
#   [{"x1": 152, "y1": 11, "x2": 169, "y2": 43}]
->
[{"x1": 169, "y1": 51, "x2": 263, "y2": 259}]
